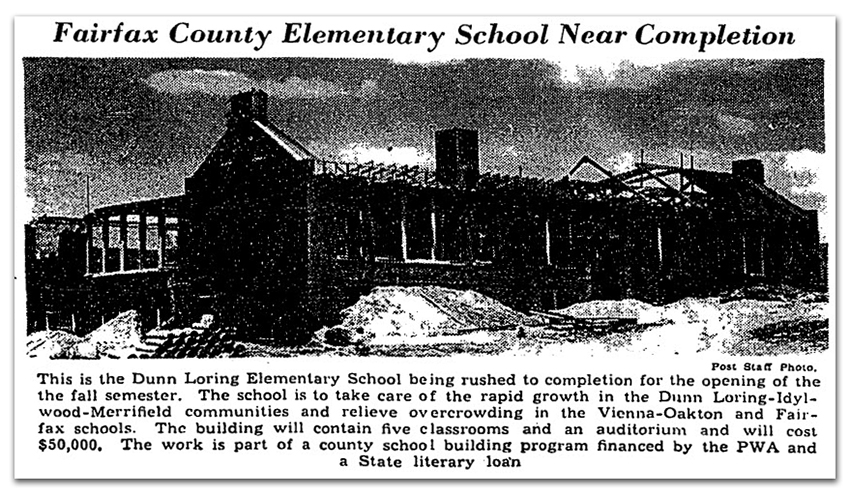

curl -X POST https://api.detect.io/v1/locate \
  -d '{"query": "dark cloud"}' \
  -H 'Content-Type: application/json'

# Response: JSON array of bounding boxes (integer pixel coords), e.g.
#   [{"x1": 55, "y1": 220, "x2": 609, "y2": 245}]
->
[
  {"x1": 24, "y1": 57, "x2": 825, "y2": 219},
  {"x1": 590, "y1": 59, "x2": 825, "y2": 155}
]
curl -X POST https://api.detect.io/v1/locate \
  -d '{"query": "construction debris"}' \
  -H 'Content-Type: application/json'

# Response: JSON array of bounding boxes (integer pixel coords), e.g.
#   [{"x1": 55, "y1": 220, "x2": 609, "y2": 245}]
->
[
  {"x1": 26, "y1": 283, "x2": 827, "y2": 358},
  {"x1": 26, "y1": 310, "x2": 146, "y2": 359},
  {"x1": 553, "y1": 299, "x2": 658, "y2": 326},
  {"x1": 26, "y1": 330, "x2": 82, "y2": 358},
  {"x1": 133, "y1": 328, "x2": 246, "y2": 359},
  {"x1": 718, "y1": 283, "x2": 827, "y2": 303}
]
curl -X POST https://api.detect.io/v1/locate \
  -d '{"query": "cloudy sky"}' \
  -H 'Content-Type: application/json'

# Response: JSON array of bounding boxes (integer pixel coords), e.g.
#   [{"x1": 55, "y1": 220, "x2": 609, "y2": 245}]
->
[{"x1": 23, "y1": 57, "x2": 827, "y2": 236}]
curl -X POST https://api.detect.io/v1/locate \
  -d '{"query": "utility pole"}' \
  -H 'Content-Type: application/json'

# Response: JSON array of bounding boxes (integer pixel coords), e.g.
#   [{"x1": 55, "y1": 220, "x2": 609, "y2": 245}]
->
[{"x1": 85, "y1": 173, "x2": 91, "y2": 214}]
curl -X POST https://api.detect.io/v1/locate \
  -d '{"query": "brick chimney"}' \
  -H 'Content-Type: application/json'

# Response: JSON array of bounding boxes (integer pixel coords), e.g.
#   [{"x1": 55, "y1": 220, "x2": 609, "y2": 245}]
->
[
  {"x1": 435, "y1": 128, "x2": 480, "y2": 188},
  {"x1": 228, "y1": 89, "x2": 268, "y2": 125},
  {"x1": 732, "y1": 158, "x2": 765, "y2": 184}
]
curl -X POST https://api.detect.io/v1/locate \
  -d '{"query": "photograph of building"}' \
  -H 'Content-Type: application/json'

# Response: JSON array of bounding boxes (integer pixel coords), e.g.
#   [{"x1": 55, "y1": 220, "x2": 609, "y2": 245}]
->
[{"x1": 23, "y1": 57, "x2": 829, "y2": 356}]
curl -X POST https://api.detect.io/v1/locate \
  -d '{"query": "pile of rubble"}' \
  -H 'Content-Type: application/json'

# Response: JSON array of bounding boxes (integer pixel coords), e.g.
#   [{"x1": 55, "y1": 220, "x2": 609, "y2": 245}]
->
[
  {"x1": 132, "y1": 328, "x2": 247, "y2": 359},
  {"x1": 718, "y1": 283, "x2": 827, "y2": 303},
  {"x1": 25, "y1": 311, "x2": 246, "y2": 359},
  {"x1": 27, "y1": 311, "x2": 146, "y2": 359},
  {"x1": 26, "y1": 330, "x2": 82, "y2": 359}
]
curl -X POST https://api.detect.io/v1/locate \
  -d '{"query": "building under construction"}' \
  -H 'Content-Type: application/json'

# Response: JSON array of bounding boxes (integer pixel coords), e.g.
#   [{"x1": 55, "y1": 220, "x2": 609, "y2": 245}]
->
[{"x1": 53, "y1": 89, "x2": 821, "y2": 344}]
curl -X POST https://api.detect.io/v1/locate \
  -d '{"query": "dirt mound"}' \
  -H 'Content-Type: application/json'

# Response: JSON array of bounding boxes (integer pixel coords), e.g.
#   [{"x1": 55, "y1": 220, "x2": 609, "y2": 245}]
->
[
  {"x1": 659, "y1": 298, "x2": 724, "y2": 325},
  {"x1": 555, "y1": 297, "x2": 732, "y2": 328},
  {"x1": 70, "y1": 311, "x2": 146, "y2": 358},
  {"x1": 328, "y1": 286, "x2": 532, "y2": 345}
]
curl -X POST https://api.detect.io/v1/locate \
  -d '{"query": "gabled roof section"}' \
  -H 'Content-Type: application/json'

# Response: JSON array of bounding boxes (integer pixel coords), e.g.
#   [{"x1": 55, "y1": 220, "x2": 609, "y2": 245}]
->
[
  {"x1": 569, "y1": 155, "x2": 617, "y2": 183},
  {"x1": 683, "y1": 168, "x2": 809, "y2": 220},
  {"x1": 608, "y1": 161, "x2": 809, "y2": 219},
  {"x1": 615, "y1": 164, "x2": 708, "y2": 195},
  {"x1": 253, "y1": 120, "x2": 316, "y2": 162},
  {"x1": 563, "y1": 156, "x2": 667, "y2": 205},
  {"x1": 607, "y1": 163, "x2": 704, "y2": 207}
]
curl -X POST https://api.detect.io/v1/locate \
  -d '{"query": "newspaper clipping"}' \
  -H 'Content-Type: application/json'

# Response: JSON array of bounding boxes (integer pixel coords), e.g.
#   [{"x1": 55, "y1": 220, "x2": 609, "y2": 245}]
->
[{"x1": 14, "y1": 15, "x2": 836, "y2": 479}]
